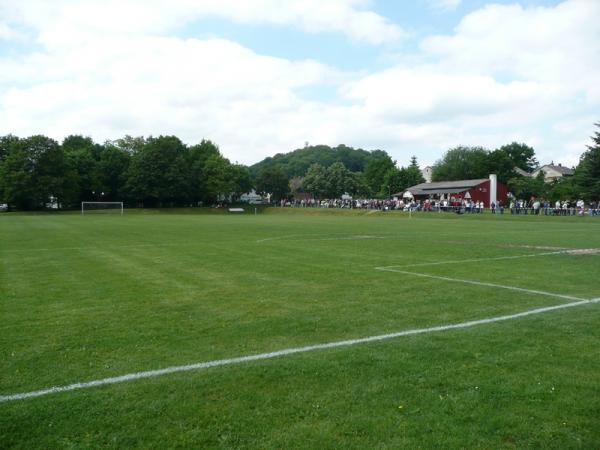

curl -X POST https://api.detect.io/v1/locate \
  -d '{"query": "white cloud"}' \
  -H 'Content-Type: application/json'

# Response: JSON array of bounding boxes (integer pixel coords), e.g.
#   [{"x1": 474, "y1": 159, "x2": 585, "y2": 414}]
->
[
  {"x1": 0, "y1": 36, "x2": 344, "y2": 162},
  {"x1": 427, "y1": 0, "x2": 462, "y2": 11},
  {"x1": 0, "y1": 22, "x2": 15, "y2": 40},
  {"x1": 0, "y1": 0, "x2": 405, "y2": 46},
  {"x1": 0, "y1": 0, "x2": 598, "y2": 169},
  {"x1": 422, "y1": 1, "x2": 600, "y2": 98}
]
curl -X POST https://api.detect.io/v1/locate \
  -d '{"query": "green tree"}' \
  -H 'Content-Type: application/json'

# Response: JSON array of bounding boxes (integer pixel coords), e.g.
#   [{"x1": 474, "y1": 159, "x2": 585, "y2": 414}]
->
[
  {"x1": 0, "y1": 144, "x2": 34, "y2": 209},
  {"x1": 27, "y1": 135, "x2": 76, "y2": 208},
  {"x1": 250, "y1": 144, "x2": 384, "y2": 179},
  {"x1": 486, "y1": 149, "x2": 517, "y2": 183},
  {"x1": 326, "y1": 162, "x2": 352, "y2": 198},
  {"x1": 302, "y1": 163, "x2": 329, "y2": 199},
  {"x1": 255, "y1": 166, "x2": 290, "y2": 202},
  {"x1": 381, "y1": 167, "x2": 403, "y2": 197},
  {"x1": 0, "y1": 135, "x2": 19, "y2": 163},
  {"x1": 0, "y1": 135, "x2": 20, "y2": 203},
  {"x1": 382, "y1": 156, "x2": 425, "y2": 197},
  {"x1": 201, "y1": 154, "x2": 236, "y2": 203},
  {"x1": 229, "y1": 164, "x2": 253, "y2": 201},
  {"x1": 572, "y1": 123, "x2": 600, "y2": 201},
  {"x1": 346, "y1": 171, "x2": 369, "y2": 197},
  {"x1": 496, "y1": 142, "x2": 537, "y2": 173},
  {"x1": 62, "y1": 135, "x2": 102, "y2": 202},
  {"x1": 432, "y1": 146, "x2": 490, "y2": 181},
  {"x1": 363, "y1": 153, "x2": 395, "y2": 196},
  {"x1": 126, "y1": 135, "x2": 189, "y2": 206},
  {"x1": 0, "y1": 135, "x2": 77, "y2": 208},
  {"x1": 98, "y1": 142, "x2": 131, "y2": 201},
  {"x1": 403, "y1": 156, "x2": 426, "y2": 188},
  {"x1": 548, "y1": 177, "x2": 576, "y2": 201},
  {"x1": 187, "y1": 139, "x2": 221, "y2": 201},
  {"x1": 507, "y1": 171, "x2": 547, "y2": 200}
]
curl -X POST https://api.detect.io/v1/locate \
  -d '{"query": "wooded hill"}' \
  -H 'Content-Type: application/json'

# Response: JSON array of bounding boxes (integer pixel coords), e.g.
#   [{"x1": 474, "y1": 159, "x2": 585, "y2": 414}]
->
[{"x1": 250, "y1": 144, "x2": 388, "y2": 178}]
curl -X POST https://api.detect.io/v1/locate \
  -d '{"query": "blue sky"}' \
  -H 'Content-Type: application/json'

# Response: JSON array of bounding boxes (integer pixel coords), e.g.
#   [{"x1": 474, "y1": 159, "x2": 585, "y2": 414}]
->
[{"x1": 0, "y1": 0, "x2": 598, "y2": 167}]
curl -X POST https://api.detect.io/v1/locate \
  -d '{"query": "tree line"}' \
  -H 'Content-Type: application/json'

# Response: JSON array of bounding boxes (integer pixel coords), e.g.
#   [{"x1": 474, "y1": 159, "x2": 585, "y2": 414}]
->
[
  {"x1": 431, "y1": 126, "x2": 600, "y2": 202},
  {"x1": 0, "y1": 135, "x2": 251, "y2": 209},
  {"x1": 254, "y1": 152, "x2": 425, "y2": 201},
  {"x1": 0, "y1": 123, "x2": 598, "y2": 210}
]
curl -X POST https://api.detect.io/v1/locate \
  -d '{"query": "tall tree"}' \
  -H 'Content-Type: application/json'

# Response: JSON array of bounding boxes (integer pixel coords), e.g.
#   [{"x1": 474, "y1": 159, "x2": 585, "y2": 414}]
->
[
  {"x1": 255, "y1": 166, "x2": 289, "y2": 202},
  {"x1": 508, "y1": 171, "x2": 547, "y2": 200},
  {"x1": 187, "y1": 139, "x2": 221, "y2": 201},
  {"x1": 98, "y1": 142, "x2": 131, "y2": 201},
  {"x1": 229, "y1": 164, "x2": 253, "y2": 201},
  {"x1": 326, "y1": 162, "x2": 352, "y2": 198},
  {"x1": 62, "y1": 135, "x2": 102, "y2": 202},
  {"x1": 496, "y1": 142, "x2": 538, "y2": 172},
  {"x1": 572, "y1": 123, "x2": 600, "y2": 201},
  {"x1": 0, "y1": 144, "x2": 34, "y2": 209},
  {"x1": 126, "y1": 135, "x2": 189, "y2": 206},
  {"x1": 432, "y1": 146, "x2": 490, "y2": 181},
  {"x1": 363, "y1": 152, "x2": 395, "y2": 196},
  {"x1": 382, "y1": 156, "x2": 425, "y2": 197},
  {"x1": 486, "y1": 149, "x2": 516, "y2": 183},
  {"x1": 25, "y1": 135, "x2": 75, "y2": 207},
  {"x1": 302, "y1": 163, "x2": 329, "y2": 199},
  {"x1": 199, "y1": 154, "x2": 234, "y2": 203},
  {"x1": 403, "y1": 156, "x2": 426, "y2": 188}
]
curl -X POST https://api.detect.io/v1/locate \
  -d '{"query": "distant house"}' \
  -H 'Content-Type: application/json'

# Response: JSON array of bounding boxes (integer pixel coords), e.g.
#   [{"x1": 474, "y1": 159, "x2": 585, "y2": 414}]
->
[
  {"x1": 513, "y1": 167, "x2": 531, "y2": 177},
  {"x1": 531, "y1": 163, "x2": 574, "y2": 182},
  {"x1": 240, "y1": 189, "x2": 264, "y2": 204},
  {"x1": 397, "y1": 177, "x2": 507, "y2": 208},
  {"x1": 421, "y1": 166, "x2": 433, "y2": 183}
]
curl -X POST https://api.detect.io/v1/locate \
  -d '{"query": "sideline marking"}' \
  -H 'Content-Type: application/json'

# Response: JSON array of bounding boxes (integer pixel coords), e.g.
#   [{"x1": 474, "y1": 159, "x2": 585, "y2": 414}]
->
[{"x1": 1, "y1": 296, "x2": 598, "y2": 403}]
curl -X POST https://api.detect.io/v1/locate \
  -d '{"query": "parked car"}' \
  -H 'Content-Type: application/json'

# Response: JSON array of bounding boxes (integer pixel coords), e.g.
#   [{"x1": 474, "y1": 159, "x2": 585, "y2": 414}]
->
[{"x1": 0, "y1": 203, "x2": 8, "y2": 212}]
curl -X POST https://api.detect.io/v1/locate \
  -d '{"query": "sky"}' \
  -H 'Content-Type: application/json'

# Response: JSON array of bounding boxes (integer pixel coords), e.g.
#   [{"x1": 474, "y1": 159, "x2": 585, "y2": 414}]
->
[{"x1": 0, "y1": 0, "x2": 598, "y2": 167}]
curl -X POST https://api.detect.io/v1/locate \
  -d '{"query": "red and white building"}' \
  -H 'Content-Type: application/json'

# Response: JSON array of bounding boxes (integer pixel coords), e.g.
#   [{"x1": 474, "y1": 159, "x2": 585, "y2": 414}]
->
[{"x1": 400, "y1": 175, "x2": 507, "y2": 208}]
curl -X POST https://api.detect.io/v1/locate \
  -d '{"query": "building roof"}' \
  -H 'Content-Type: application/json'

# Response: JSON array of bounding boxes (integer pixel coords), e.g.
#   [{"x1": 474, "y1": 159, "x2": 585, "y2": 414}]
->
[
  {"x1": 538, "y1": 164, "x2": 574, "y2": 176},
  {"x1": 514, "y1": 167, "x2": 531, "y2": 177},
  {"x1": 396, "y1": 178, "x2": 489, "y2": 197}
]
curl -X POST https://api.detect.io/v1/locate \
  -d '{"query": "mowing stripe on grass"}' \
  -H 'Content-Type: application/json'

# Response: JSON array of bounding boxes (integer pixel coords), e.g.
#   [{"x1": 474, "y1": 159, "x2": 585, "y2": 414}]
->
[{"x1": 1, "y1": 295, "x2": 599, "y2": 403}]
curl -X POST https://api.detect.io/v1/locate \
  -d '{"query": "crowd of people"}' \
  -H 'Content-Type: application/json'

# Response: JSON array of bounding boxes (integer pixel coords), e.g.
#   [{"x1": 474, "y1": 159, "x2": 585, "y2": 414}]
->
[
  {"x1": 509, "y1": 199, "x2": 600, "y2": 216},
  {"x1": 275, "y1": 196, "x2": 600, "y2": 215}
]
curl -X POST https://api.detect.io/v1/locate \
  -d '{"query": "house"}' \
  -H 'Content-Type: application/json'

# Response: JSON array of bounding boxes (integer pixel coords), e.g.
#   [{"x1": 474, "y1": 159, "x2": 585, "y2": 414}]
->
[
  {"x1": 513, "y1": 167, "x2": 531, "y2": 177},
  {"x1": 531, "y1": 163, "x2": 574, "y2": 182},
  {"x1": 397, "y1": 175, "x2": 507, "y2": 208},
  {"x1": 240, "y1": 189, "x2": 264, "y2": 204}
]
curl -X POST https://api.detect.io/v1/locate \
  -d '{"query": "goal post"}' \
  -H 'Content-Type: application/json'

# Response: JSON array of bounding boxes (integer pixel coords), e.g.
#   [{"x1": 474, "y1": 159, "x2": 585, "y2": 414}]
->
[{"x1": 81, "y1": 201, "x2": 124, "y2": 215}]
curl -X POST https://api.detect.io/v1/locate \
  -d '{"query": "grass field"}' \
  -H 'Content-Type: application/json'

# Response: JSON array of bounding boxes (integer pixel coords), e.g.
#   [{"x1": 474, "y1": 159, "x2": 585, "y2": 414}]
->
[{"x1": 1, "y1": 209, "x2": 599, "y2": 448}]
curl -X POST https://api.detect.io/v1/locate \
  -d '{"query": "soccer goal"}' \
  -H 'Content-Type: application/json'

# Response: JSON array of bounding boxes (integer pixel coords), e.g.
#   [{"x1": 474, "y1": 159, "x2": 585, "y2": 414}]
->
[{"x1": 81, "y1": 201, "x2": 124, "y2": 215}]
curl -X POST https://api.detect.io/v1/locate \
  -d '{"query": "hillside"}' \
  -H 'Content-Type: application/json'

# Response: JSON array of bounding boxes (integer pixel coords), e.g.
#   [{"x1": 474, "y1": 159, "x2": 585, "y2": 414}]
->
[{"x1": 250, "y1": 144, "x2": 389, "y2": 178}]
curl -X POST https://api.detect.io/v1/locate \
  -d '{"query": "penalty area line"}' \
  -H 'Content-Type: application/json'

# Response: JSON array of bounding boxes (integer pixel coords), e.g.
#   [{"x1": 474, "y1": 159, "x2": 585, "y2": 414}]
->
[
  {"x1": 1, "y1": 297, "x2": 599, "y2": 403},
  {"x1": 374, "y1": 267, "x2": 583, "y2": 302}
]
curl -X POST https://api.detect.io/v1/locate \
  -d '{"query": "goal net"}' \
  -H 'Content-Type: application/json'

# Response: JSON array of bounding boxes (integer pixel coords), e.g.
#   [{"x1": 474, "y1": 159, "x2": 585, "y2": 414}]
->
[{"x1": 81, "y1": 202, "x2": 124, "y2": 215}]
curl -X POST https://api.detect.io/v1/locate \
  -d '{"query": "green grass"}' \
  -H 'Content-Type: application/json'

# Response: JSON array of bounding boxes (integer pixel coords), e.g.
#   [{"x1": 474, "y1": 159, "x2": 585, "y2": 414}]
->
[{"x1": 1, "y1": 209, "x2": 599, "y2": 448}]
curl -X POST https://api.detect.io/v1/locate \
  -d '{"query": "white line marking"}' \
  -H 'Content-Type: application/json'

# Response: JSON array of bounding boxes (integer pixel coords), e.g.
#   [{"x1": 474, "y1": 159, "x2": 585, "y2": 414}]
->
[
  {"x1": 379, "y1": 251, "x2": 567, "y2": 269},
  {"x1": 255, "y1": 233, "x2": 390, "y2": 243},
  {"x1": 375, "y1": 267, "x2": 584, "y2": 301},
  {"x1": 378, "y1": 248, "x2": 600, "y2": 270},
  {"x1": 2, "y1": 296, "x2": 598, "y2": 403}
]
